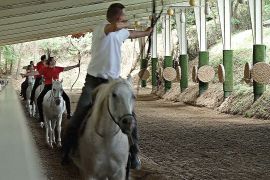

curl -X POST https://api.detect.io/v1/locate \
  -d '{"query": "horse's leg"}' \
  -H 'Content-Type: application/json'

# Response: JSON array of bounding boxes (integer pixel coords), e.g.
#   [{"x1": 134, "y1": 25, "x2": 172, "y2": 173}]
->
[
  {"x1": 49, "y1": 120, "x2": 53, "y2": 148},
  {"x1": 109, "y1": 167, "x2": 126, "y2": 180},
  {"x1": 51, "y1": 120, "x2": 56, "y2": 145},
  {"x1": 83, "y1": 173, "x2": 99, "y2": 180},
  {"x1": 34, "y1": 100, "x2": 39, "y2": 119},
  {"x1": 44, "y1": 117, "x2": 50, "y2": 147},
  {"x1": 26, "y1": 99, "x2": 29, "y2": 114},
  {"x1": 57, "y1": 115, "x2": 63, "y2": 147},
  {"x1": 32, "y1": 103, "x2": 35, "y2": 118}
]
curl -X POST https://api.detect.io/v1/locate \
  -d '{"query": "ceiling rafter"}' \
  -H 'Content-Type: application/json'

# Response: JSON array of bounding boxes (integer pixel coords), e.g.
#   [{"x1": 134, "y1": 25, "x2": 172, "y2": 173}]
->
[{"x1": 0, "y1": 0, "x2": 183, "y2": 46}]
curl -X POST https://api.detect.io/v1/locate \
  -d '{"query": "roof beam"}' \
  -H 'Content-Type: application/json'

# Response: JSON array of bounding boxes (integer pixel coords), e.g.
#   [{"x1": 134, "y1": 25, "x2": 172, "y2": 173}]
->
[
  {"x1": 0, "y1": 26, "x2": 92, "y2": 46},
  {"x1": 0, "y1": 9, "x2": 159, "y2": 42},
  {"x1": 0, "y1": 6, "x2": 164, "y2": 35},
  {"x1": 0, "y1": 0, "x2": 181, "y2": 45}
]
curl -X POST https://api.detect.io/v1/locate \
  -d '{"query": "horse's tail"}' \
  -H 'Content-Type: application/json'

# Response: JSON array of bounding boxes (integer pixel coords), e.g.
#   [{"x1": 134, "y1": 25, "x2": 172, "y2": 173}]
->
[{"x1": 125, "y1": 153, "x2": 131, "y2": 180}]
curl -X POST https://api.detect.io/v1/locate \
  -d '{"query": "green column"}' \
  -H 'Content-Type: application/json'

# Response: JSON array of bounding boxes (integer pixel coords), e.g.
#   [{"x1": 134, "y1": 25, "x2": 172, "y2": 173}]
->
[
  {"x1": 151, "y1": 58, "x2": 158, "y2": 87},
  {"x1": 198, "y1": 51, "x2": 209, "y2": 95},
  {"x1": 179, "y1": 54, "x2": 188, "y2": 92},
  {"x1": 223, "y1": 50, "x2": 234, "y2": 98},
  {"x1": 164, "y1": 56, "x2": 173, "y2": 91},
  {"x1": 253, "y1": 44, "x2": 266, "y2": 101},
  {"x1": 140, "y1": 58, "x2": 148, "y2": 87}
]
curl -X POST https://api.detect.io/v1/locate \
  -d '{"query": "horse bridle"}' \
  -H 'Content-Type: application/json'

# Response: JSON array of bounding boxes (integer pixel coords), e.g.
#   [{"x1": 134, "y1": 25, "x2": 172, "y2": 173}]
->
[
  {"x1": 48, "y1": 87, "x2": 62, "y2": 106},
  {"x1": 107, "y1": 98, "x2": 134, "y2": 128},
  {"x1": 106, "y1": 93, "x2": 135, "y2": 145}
]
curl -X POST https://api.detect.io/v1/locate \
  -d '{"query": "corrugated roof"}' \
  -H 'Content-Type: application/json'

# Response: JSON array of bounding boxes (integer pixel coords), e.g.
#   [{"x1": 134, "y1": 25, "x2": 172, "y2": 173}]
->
[{"x1": 0, "y1": 0, "x2": 183, "y2": 46}]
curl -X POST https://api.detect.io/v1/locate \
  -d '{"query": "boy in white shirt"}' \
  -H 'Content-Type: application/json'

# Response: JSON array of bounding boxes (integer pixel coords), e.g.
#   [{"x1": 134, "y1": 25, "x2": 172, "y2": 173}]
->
[{"x1": 62, "y1": 3, "x2": 152, "y2": 170}]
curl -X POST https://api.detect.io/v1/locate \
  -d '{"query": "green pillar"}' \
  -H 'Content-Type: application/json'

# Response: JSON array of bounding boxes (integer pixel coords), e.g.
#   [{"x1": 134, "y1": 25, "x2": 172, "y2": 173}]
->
[
  {"x1": 164, "y1": 56, "x2": 173, "y2": 91},
  {"x1": 223, "y1": 50, "x2": 234, "y2": 98},
  {"x1": 140, "y1": 58, "x2": 148, "y2": 87},
  {"x1": 179, "y1": 54, "x2": 188, "y2": 92},
  {"x1": 253, "y1": 44, "x2": 266, "y2": 101},
  {"x1": 198, "y1": 51, "x2": 209, "y2": 95},
  {"x1": 151, "y1": 58, "x2": 158, "y2": 87}
]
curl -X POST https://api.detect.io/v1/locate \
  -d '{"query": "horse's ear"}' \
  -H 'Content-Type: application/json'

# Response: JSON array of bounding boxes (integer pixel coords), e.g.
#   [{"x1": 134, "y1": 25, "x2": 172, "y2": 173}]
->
[
  {"x1": 108, "y1": 76, "x2": 113, "y2": 82},
  {"x1": 126, "y1": 74, "x2": 133, "y2": 85}
]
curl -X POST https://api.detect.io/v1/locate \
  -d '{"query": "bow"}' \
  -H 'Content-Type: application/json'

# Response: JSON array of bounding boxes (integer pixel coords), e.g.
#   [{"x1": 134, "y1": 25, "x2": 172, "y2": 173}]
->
[
  {"x1": 145, "y1": 0, "x2": 164, "y2": 60},
  {"x1": 70, "y1": 51, "x2": 81, "y2": 91},
  {"x1": 131, "y1": 0, "x2": 164, "y2": 95},
  {"x1": 68, "y1": 38, "x2": 81, "y2": 92},
  {"x1": 128, "y1": 0, "x2": 164, "y2": 75}
]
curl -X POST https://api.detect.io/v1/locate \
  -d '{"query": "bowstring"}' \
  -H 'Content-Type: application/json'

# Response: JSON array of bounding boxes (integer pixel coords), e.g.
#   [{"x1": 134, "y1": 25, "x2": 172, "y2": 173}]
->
[
  {"x1": 68, "y1": 38, "x2": 81, "y2": 92},
  {"x1": 131, "y1": 0, "x2": 164, "y2": 95}
]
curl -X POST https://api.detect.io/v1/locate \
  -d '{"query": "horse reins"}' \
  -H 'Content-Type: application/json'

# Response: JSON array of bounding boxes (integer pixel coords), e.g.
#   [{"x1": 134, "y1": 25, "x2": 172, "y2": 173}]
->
[
  {"x1": 107, "y1": 99, "x2": 135, "y2": 145},
  {"x1": 94, "y1": 82, "x2": 135, "y2": 145}
]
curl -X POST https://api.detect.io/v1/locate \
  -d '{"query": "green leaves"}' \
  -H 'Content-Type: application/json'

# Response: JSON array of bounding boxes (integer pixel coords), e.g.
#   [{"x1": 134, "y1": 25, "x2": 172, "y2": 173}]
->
[{"x1": 2, "y1": 45, "x2": 17, "y2": 64}]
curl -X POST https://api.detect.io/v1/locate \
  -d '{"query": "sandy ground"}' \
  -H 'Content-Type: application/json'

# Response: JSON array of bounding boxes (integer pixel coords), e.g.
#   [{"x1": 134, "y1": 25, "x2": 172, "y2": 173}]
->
[{"x1": 21, "y1": 89, "x2": 270, "y2": 180}]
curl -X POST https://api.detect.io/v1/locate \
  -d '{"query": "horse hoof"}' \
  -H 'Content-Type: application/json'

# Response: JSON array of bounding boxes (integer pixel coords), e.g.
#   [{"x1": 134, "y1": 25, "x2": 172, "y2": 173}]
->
[
  {"x1": 47, "y1": 143, "x2": 53, "y2": 149},
  {"x1": 57, "y1": 142, "x2": 62, "y2": 148}
]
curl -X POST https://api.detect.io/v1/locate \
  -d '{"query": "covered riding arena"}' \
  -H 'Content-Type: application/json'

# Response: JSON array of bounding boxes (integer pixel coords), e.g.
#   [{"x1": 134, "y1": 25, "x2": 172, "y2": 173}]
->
[{"x1": 1, "y1": 0, "x2": 270, "y2": 179}]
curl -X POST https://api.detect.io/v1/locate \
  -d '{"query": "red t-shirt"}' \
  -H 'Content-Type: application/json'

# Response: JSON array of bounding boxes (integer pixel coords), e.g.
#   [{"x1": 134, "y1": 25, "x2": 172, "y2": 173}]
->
[
  {"x1": 35, "y1": 61, "x2": 45, "y2": 78},
  {"x1": 41, "y1": 66, "x2": 64, "y2": 85}
]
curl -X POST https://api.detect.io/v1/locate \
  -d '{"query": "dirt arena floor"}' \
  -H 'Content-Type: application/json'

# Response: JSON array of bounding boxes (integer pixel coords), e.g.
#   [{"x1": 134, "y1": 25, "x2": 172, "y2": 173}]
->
[{"x1": 23, "y1": 90, "x2": 270, "y2": 180}]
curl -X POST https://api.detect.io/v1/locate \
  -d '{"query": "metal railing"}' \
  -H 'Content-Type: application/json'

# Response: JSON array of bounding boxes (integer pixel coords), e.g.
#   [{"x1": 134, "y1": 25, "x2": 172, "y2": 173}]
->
[{"x1": 0, "y1": 82, "x2": 43, "y2": 180}]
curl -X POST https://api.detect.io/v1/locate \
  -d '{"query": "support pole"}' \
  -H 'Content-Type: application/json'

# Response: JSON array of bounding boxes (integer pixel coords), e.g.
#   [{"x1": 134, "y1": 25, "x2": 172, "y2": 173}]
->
[
  {"x1": 195, "y1": 0, "x2": 208, "y2": 95},
  {"x1": 253, "y1": 44, "x2": 266, "y2": 101},
  {"x1": 139, "y1": 35, "x2": 146, "y2": 87},
  {"x1": 164, "y1": 56, "x2": 173, "y2": 91},
  {"x1": 249, "y1": 0, "x2": 265, "y2": 101},
  {"x1": 163, "y1": 14, "x2": 172, "y2": 91},
  {"x1": 179, "y1": 54, "x2": 188, "y2": 91},
  {"x1": 223, "y1": 50, "x2": 233, "y2": 98},
  {"x1": 176, "y1": 9, "x2": 188, "y2": 92},
  {"x1": 140, "y1": 58, "x2": 148, "y2": 87},
  {"x1": 218, "y1": 0, "x2": 233, "y2": 98},
  {"x1": 151, "y1": 19, "x2": 158, "y2": 90},
  {"x1": 198, "y1": 51, "x2": 209, "y2": 95}
]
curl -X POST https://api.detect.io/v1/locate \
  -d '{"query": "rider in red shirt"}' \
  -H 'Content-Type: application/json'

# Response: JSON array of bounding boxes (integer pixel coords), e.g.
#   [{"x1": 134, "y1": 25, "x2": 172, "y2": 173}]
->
[
  {"x1": 36, "y1": 57, "x2": 79, "y2": 123},
  {"x1": 20, "y1": 64, "x2": 34, "y2": 100},
  {"x1": 30, "y1": 55, "x2": 47, "y2": 105}
]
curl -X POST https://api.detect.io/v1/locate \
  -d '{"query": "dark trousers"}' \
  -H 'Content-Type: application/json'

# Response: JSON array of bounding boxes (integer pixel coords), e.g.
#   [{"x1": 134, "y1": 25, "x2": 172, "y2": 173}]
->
[
  {"x1": 37, "y1": 84, "x2": 71, "y2": 122},
  {"x1": 63, "y1": 74, "x2": 139, "y2": 155},
  {"x1": 30, "y1": 77, "x2": 42, "y2": 102},
  {"x1": 21, "y1": 77, "x2": 29, "y2": 99}
]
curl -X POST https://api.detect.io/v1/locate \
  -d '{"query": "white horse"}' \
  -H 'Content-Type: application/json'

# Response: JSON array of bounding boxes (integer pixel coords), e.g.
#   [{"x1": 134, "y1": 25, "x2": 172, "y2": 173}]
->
[
  {"x1": 72, "y1": 78, "x2": 135, "y2": 180},
  {"x1": 34, "y1": 79, "x2": 45, "y2": 118},
  {"x1": 43, "y1": 80, "x2": 66, "y2": 148},
  {"x1": 26, "y1": 75, "x2": 35, "y2": 117}
]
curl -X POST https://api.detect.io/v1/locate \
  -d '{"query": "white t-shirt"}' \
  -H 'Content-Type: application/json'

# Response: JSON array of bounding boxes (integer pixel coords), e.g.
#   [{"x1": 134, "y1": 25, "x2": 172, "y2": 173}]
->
[{"x1": 87, "y1": 21, "x2": 130, "y2": 79}]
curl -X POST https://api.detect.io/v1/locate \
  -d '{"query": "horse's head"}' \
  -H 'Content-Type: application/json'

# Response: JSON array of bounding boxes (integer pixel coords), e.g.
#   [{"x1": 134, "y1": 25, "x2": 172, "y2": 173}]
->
[
  {"x1": 106, "y1": 78, "x2": 136, "y2": 135},
  {"x1": 28, "y1": 76, "x2": 35, "y2": 86},
  {"x1": 51, "y1": 79, "x2": 63, "y2": 106}
]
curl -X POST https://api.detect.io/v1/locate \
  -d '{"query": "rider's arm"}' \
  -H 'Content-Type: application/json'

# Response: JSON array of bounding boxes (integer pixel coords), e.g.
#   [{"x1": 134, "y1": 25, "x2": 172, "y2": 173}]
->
[
  {"x1": 128, "y1": 27, "x2": 153, "y2": 39},
  {"x1": 21, "y1": 71, "x2": 39, "y2": 77},
  {"x1": 104, "y1": 21, "x2": 130, "y2": 35},
  {"x1": 63, "y1": 64, "x2": 79, "y2": 72}
]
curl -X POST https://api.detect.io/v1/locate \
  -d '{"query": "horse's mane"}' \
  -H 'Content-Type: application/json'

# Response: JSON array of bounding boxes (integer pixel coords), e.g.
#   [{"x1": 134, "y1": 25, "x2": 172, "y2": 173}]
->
[
  {"x1": 92, "y1": 78, "x2": 132, "y2": 111},
  {"x1": 80, "y1": 78, "x2": 133, "y2": 135}
]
